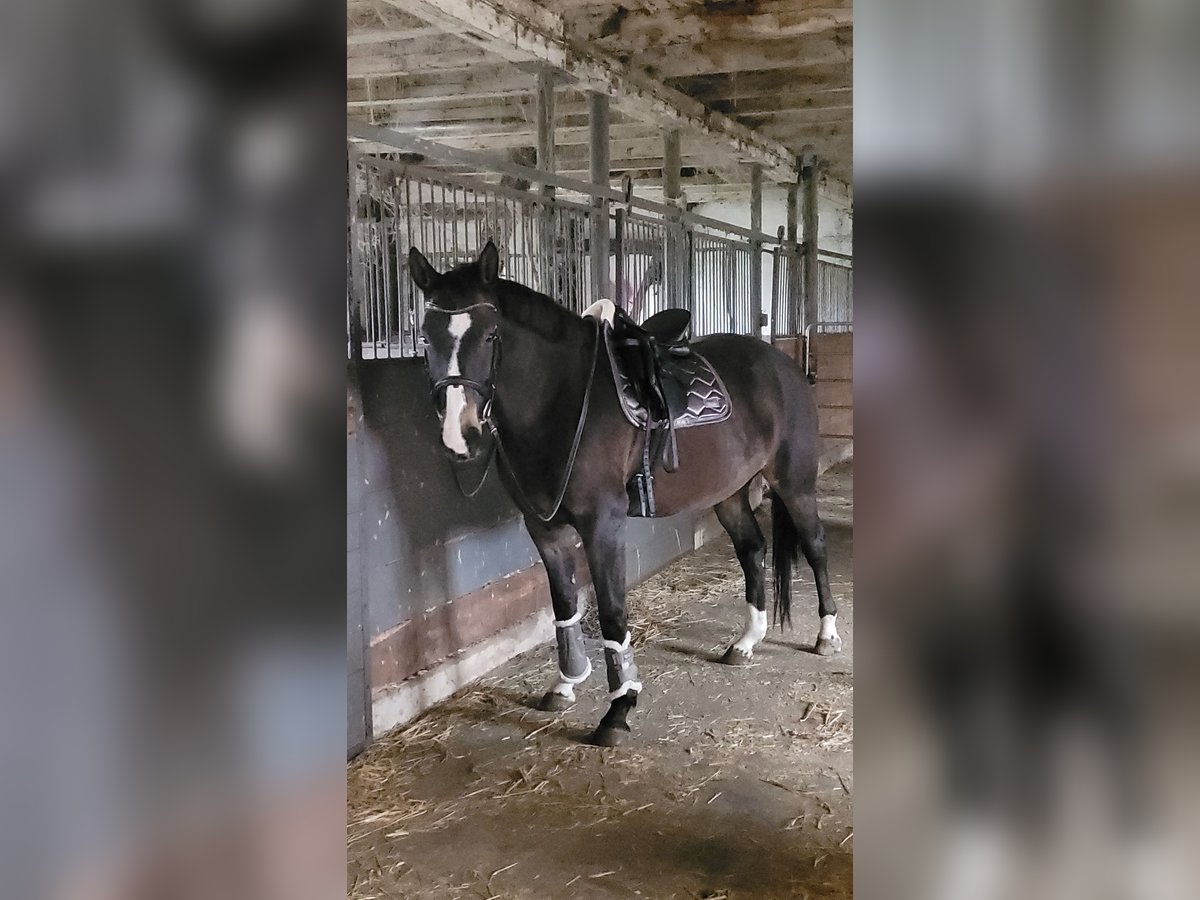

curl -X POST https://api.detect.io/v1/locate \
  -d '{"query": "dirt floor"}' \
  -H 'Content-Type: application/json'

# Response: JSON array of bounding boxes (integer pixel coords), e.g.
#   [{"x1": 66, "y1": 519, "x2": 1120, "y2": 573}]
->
[{"x1": 349, "y1": 464, "x2": 853, "y2": 899}]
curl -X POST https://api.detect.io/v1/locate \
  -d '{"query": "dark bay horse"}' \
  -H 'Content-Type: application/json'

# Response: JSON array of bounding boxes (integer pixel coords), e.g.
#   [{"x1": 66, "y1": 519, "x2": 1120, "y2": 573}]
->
[{"x1": 409, "y1": 240, "x2": 840, "y2": 746}]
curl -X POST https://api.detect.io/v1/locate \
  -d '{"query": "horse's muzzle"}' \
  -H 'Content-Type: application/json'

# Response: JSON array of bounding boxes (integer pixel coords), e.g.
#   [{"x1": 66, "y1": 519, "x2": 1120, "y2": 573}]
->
[{"x1": 444, "y1": 424, "x2": 488, "y2": 462}]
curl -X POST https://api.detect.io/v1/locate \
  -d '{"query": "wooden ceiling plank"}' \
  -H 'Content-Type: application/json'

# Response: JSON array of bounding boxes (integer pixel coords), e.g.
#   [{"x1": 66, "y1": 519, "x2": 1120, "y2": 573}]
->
[{"x1": 379, "y1": 0, "x2": 802, "y2": 181}]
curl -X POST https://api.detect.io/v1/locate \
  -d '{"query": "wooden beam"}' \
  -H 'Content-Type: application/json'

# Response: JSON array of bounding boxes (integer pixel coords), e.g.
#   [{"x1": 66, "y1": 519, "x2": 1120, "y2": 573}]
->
[
  {"x1": 576, "y1": 5, "x2": 851, "y2": 50},
  {"x1": 589, "y1": 92, "x2": 610, "y2": 299},
  {"x1": 710, "y1": 88, "x2": 853, "y2": 117},
  {"x1": 348, "y1": 48, "x2": 491, "y2": 77},
  {"x1": 738, "y1": 108, "x2": 854, "y2": 128},
  {"x1": 640, "y1": 30, "x2": 852, "y2": 79},
  {"x1": 380, "y1": 0, "x2": 801, "y2": 181},
  {"x1": 347, "y1": 26, "x2": 439, "y2": 45},
  {"x1": 348, "y1": 66, "x2": 537, "y2": 103},
  {"x1": 675, "y1": 65, "x2": 852, "y2": 102},
  {"x1": 347, "y1": 118, "x2": 662, "y2": 148}
]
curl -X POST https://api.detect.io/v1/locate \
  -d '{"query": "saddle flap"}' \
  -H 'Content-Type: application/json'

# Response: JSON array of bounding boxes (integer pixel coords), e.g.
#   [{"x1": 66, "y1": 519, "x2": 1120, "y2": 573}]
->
[{"x1": 604, "y1": 327, "x2": 732, "y2": 431}]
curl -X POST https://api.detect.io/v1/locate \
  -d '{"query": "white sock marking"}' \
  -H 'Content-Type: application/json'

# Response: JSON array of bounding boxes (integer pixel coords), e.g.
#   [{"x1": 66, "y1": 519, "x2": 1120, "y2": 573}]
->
[
  {"x1": 732, "y1": 603, "x2": 768, "y2": 655},
  {"x1": 819, "y1": 614, "x2": 839, "y2": 642},
  {"x1": 440, "y1": 313, "x2": 473, "y2": 455}
]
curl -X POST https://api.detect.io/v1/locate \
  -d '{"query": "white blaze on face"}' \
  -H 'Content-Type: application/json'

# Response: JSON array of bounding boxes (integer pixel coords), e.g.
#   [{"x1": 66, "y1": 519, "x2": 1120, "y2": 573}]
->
[{"x1": 441, "y1": 313, "x2": 473, "y2": 456}]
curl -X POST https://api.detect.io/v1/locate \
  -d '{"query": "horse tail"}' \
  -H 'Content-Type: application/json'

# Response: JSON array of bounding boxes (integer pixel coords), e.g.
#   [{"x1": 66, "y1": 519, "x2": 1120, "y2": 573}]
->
[{"x1": 771, "y1": 489, "x2": 799, "y2": 629}]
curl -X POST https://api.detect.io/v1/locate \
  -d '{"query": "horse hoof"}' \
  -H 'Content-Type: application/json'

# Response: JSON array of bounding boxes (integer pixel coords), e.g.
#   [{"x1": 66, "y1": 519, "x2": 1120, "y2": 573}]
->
[
  {"x1": 720, "y1": 646, "x2": 753, "y2": 666},
  {"x1": 814, "y1": 637, "x2": 842, "y2": 656},
  {"x1": 538, "y1": 691, "x2": 574, "y2": 712},
  {"x1": 589, "y1": 724, "x2": 629, "y2": 748}
]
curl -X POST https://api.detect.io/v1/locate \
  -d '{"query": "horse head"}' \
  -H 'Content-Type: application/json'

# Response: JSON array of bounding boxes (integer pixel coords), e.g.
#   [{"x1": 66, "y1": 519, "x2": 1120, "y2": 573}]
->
[{"x1": 408, "y1": 241, "x2": 502, "y2": 461}]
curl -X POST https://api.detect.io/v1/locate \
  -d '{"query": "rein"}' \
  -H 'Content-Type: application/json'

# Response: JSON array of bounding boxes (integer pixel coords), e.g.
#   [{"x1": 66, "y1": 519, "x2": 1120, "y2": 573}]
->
[{"x1": 427, "y1": 302, "x2": 601, "y2": 522}]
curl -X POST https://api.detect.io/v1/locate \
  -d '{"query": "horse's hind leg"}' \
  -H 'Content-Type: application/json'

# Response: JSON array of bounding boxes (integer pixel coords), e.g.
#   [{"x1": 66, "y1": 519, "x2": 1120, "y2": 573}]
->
[
  {"x1": 715, "y1": 485, "x2": 769, "y2": 666},
  {"x1": 771, "y1": 480, "x2": 842, "y2": 655},
  {"x1": 790, "y1": 491, "x2": 842, "y2": 655}
]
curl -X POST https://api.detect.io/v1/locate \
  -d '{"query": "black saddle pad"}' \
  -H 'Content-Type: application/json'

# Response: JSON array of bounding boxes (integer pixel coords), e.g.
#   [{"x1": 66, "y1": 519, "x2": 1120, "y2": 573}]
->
[{"x1": 604, "y1": 327, "x2": 732, "y2": 430}]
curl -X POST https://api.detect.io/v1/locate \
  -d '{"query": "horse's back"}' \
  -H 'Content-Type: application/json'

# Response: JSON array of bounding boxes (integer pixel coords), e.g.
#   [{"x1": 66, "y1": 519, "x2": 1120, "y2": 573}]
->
[{"x1": 693, "y1": 332, "x2": 817, "y2": 418}]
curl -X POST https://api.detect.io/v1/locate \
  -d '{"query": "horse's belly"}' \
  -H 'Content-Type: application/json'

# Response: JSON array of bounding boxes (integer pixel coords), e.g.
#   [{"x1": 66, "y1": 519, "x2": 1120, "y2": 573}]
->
[{"x1": 636, "y1": 422, "x2": 770, "y2": 516}]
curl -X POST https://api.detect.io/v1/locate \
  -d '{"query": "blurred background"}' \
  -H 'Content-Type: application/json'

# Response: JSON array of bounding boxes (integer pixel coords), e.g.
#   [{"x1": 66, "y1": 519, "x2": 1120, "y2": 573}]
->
[
  {"x1": 3, "y1": 0, "x2": 1199, "y2": 897},
  {"x1": 0, "y1": 0, "x2": 346, "y2": 898},
  {"x1": 855, "y1": 0, "x2": 1200, "y2": 897}
]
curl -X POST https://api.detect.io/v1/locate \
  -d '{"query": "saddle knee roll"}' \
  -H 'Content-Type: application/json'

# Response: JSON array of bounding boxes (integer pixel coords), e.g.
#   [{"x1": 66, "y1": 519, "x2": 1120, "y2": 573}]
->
[{"x1": 603, "y1": 633, "x2": 642, "y2": 700}]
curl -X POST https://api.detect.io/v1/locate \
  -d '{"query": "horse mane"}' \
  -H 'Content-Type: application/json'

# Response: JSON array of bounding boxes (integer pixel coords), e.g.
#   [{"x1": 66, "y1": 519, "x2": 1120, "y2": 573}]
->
[
  {"x1": 496, "y1": 278, "x2": 582, "y2": 341},
  {"x1": 437, "y1": 259, "x2": 583, "y2": 341}
]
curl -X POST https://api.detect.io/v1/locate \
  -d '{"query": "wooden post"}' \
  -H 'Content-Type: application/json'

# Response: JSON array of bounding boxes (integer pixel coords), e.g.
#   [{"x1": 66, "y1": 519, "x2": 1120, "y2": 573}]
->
[
  {"x1": 801, "y1": 154, "x2": 819, "y2": 332},
  {"x1": 663, "y1": 129, "x2": 683, "y2": 310},
  {"x1": 536, "y1": 69, "x2": 555, "y2": 198},
  {"x1": 536, "y1": 69, "x2": 557, "y2": 293},
  {"x1": 786, "y1": 180, "x2": 800, "y2": 334},
  {"x1": 786, "y1": 182, "x2": 799, "y2": 245},
  {"x1": 589, "y1": 91, "x2": 611, "y2": 300},
  {"x1": 749, "y1": 164, "x2": 763, "y2": 337}
]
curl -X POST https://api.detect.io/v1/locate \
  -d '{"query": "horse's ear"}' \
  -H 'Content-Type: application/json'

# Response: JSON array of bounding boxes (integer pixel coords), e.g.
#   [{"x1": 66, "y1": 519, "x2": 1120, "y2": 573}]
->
[
  {"x1": 408, "y1": 247, "x2": 438, "y2": 292},
  {"x1": 478, "y1": 240, "x2": 499, "y2": 286}
]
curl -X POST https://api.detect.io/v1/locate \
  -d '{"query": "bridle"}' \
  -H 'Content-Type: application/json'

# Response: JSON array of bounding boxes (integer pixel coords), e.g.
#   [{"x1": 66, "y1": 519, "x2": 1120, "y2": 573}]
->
[
  {"x1": 424, "y1": 301, "x2": 601, "y2": 522},
  {"x1": 426, "y1": 302, "x2": 502, "y2": 428}
]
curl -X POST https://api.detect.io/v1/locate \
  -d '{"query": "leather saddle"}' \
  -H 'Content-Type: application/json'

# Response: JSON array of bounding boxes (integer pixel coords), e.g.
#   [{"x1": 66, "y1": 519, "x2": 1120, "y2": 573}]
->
[{"x1": 607, "y1": 307, "x2": 732, "y2": 517}]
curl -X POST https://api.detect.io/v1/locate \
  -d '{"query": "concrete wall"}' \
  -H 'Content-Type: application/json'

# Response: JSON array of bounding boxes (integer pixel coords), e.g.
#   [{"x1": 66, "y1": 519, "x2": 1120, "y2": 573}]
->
[
  {"x1": 347, "y1": 359, "x2": 709, "y2": 743},
  {"x1": 692, "y1": 176, "x2": 853, "y2": 256}
]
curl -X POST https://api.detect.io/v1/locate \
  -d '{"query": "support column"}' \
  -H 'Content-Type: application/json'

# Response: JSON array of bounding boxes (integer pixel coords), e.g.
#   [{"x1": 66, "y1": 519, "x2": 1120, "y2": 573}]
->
[
  {"x1": 536, "y1": 69, "x2": 557, "y2": 292},
  {"x1": 749, "y1": 164, "x2": 764, "y2": 337},
  {"x1": 589, "y1": 92, "x2": 611, "y2": 301},
  {"x1": 786, "y1": 180, "x2": 800, "y2": 333},
  {"x1": 536, "y1": 70, "x2": 556, "y2": 198},
  {"x1": 801, "y1": 154, "x2": 820, "y2": 332},
  {"x1": 663, "y1": 129, "x2": 683, "y2": 309}
]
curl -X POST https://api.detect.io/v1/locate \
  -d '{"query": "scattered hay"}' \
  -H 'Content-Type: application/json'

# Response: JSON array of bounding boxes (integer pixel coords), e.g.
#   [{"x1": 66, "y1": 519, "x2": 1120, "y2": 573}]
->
[{"x1": 624, "y1": 548, "x2": 745, "y2": 647}]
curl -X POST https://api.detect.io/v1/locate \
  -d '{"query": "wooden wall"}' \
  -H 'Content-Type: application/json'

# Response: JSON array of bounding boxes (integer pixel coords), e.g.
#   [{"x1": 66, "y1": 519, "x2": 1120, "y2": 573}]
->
[{"x1": 811, "y1": 332, "x2": 853, "y2": 461}]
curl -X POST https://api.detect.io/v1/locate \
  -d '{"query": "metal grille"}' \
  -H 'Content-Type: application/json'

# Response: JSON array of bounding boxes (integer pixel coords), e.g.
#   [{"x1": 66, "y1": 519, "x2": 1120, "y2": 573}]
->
[
  {"x1": 350, "y1": 157, "x2": 594, "y2": 359},
  {"x1": 614, "y1": 210, "x2": 669, "y2": 323},
  {"x1": 771, "y1": 245, "x2": 804, "y2": 338},
  {"x1": 690, "y1": 233, "x2": 756, "y2": 337},
  {"x1": 349, "y1": 147, "x2": 850, "y2": 358},
  {"x1": 816, "y1": 259, "x2": 853, "y2": 330}
]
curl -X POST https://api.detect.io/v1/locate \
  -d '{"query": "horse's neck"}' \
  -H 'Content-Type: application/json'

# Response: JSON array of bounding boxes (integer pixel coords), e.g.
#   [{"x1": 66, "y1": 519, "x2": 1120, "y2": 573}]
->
[{"x1": 493, "y1": 314, "x2": 593, "y2": 444}]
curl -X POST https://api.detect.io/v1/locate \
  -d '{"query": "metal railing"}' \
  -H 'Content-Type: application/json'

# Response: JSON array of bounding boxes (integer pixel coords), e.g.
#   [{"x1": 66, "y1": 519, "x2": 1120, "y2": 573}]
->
[
  {"x1": 349, "y1": 130, "x2": 850, "y2": 360},
  {"x1": 816, "y1": 257, "x2": 853, "y2": 330}
]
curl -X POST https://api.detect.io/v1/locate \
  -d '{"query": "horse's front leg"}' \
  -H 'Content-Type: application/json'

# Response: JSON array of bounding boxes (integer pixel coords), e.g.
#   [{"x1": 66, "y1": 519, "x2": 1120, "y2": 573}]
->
[
  {"x1": 578, "y1": 504, "x2": 639, "y2": 747},
  {"x1": 526, "y1": 516, "x2": 592, "y2": 711}
]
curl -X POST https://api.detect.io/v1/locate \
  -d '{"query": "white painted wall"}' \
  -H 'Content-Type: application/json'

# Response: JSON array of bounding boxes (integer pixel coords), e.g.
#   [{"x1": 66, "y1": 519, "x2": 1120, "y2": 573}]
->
[
  {"x1": 691, "y1": 177, "x2": 853, "y2": 255},
  {"x1": 691, "y1": 177, "x2": 852, "y2": 333}
]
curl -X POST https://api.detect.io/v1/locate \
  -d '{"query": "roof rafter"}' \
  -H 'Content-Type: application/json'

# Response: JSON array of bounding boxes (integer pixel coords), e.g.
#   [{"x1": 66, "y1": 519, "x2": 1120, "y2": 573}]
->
[{"x1": 379, "y1": 0, "x2": 801, "y2": 182}]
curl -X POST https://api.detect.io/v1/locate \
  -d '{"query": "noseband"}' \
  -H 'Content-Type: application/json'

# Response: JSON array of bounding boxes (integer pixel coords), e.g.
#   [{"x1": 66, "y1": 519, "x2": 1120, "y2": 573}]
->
[{"x1": 425, "y1": 302, "x2": 501, "y2": 423}]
